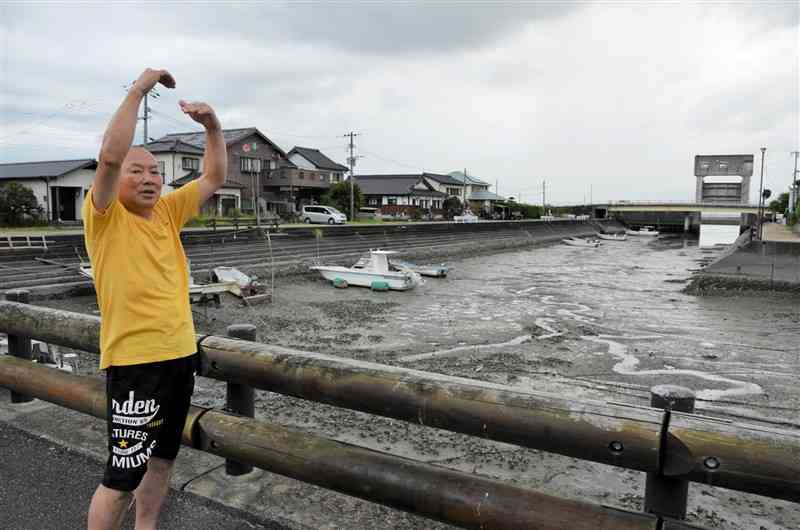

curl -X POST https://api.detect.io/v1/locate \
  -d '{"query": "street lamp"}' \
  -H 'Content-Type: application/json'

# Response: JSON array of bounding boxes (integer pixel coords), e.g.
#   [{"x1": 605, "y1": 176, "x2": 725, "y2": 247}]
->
[{"x1": 757, "y1": 147, "x2": 766, "y2": 239}]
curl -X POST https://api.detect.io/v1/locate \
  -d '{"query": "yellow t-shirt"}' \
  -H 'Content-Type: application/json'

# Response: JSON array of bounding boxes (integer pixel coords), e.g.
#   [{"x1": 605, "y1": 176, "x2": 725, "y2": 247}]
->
[{"x1": 82, "y1": 181, "x2": 200, "y2": 369}]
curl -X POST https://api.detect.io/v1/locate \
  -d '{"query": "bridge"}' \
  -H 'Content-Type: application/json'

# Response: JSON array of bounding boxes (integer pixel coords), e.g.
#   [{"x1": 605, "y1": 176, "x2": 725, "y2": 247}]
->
[
  {"x1": 592, "y1": 202, "x2": 759, "y2": 232},
  {"x1": 603, "y1": 202, "x2": 759, "y2": 214}
]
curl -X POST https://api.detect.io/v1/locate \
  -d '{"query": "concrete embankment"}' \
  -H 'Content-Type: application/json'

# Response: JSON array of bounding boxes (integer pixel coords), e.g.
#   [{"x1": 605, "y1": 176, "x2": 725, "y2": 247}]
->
[
  {"x1": 687, "y1": 237, "x2": 800, "y2": 294},
  {"x1": 0, "y1": 219, "x2": 621, "y2": 298}
]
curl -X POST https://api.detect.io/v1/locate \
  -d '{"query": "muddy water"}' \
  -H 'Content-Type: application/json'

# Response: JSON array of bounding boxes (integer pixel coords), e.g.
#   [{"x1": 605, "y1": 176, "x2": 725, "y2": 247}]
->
[
  {"x1": 41, "y1": 235, "x2": 800, "y2": 529},
  {"x1": 211, "y1": 235, "x2": 798, "y2": 530}
]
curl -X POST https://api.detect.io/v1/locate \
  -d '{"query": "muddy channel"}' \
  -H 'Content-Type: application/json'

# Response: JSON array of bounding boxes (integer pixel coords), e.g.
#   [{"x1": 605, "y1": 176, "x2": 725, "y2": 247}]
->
[{"x1": 43, "y1": 235, "x2": 800, "y2": 530}]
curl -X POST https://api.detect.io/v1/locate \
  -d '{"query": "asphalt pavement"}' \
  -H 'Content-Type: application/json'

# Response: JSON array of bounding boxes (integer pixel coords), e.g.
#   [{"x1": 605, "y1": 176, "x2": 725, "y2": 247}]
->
[{"x1": 0, "y1": 424, "x2": 285, "y2": 530}]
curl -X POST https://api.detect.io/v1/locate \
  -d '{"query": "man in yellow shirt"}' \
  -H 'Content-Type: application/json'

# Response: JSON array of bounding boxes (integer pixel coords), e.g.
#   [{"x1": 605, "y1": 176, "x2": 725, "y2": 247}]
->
[{"x1": 84, "y1": 68, "x2": 227, "y2": 530}]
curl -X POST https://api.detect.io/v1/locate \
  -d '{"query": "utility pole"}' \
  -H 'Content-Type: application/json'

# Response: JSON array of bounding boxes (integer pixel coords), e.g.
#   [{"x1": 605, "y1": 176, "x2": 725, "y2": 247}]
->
[
  {"x1": 542, "y1": 180, "x2": 546, "y2": 214},
  {"x1": 343, "y1": 132, "x2": 359, "y2": 221},
  {"x1": 791, "y1": 150, "x2": 799, "y2": 216},
  {"x1": 757, "y1": 147, "x2": 766, "y2": 239},
  {"x1": 125, "y1": 83, "x2": 159, "y2": 145}
]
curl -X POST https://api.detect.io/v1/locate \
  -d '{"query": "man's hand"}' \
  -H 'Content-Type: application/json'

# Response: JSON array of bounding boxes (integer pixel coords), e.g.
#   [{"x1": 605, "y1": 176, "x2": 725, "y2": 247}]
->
[
  {"x1": 133, "y1": 68, "x2": 176, "y2": 95},
  {"x1": 179, "y1": 100, "x2": 221, "y2": 131}
]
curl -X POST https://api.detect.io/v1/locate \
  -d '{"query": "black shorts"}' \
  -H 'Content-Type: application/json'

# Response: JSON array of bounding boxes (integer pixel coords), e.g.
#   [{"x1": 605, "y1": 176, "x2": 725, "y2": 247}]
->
[{"x1": 102, "y1": 353, "x2": 198, "y2": 492}]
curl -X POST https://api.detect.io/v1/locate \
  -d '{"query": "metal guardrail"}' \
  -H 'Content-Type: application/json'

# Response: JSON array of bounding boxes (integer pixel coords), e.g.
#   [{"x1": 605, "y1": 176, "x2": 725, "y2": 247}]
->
[{"x1": 1, "y1": 300, "x2": 797, "y2": 528}]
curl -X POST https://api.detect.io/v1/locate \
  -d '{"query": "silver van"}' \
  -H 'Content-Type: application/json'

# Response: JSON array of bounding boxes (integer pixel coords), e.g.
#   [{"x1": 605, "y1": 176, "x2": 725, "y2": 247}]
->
[{"x1": 301, "y1": 205, "x2": 347, "y2": 224}]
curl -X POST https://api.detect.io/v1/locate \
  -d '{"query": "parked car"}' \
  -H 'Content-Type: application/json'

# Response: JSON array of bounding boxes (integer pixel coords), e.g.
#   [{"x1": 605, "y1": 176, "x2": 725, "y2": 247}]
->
[{"x1": 301, "y1": 205, "x2": 347, "y2": 224}]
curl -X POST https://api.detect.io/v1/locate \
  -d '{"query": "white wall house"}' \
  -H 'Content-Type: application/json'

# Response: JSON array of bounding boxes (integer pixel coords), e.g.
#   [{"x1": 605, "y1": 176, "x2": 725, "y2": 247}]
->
[
  {"x1": 357, "y1": 174, "x2": 446, "y2": 210},
  {"x1": 420, "y1": 173, "x2": 465, "y2": 198},
  {"x1": 0, "y1": 159, "x2": 97, "y2": 222},
  {"x1": 144, "y1": 139, "x2": 243, "y2": 216}
]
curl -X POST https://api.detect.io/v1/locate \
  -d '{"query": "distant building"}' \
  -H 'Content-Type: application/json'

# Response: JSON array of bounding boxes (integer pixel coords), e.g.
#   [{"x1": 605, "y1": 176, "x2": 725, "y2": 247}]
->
[
  {"x1": 151, "y1": 127, "x2": 288, "y2": 214},
  {"x1": 447, "y1": 171, "x2": 505, "y2": 215},
  {"x1": 263, "y1": 146, "x2": 349, "y2": 212},
  {"x1": 0, "y1": 159, "x2": 97, "y2": 222},
  {"x1": 143, "y1": 136, "x2": 246, "y2": 216},
  {"x1": 694, "y1": 154, "x2": 753, "y2": 204},
  {"x1": 357, "y1": 174, "x2": 447, "y2": 211}
]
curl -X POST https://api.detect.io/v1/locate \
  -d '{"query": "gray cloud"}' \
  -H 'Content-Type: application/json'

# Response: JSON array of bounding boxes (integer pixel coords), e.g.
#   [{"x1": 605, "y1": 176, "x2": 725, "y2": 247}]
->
[{"x1": 1, "y1": 2, "x2": 797, "y2": 204}]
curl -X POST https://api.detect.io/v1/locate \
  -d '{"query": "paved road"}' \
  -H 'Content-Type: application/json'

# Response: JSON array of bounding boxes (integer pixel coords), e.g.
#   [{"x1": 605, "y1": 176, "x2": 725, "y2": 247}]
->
[{"x1": 0, "y1": 424, "x2": 284, "y2": 530}]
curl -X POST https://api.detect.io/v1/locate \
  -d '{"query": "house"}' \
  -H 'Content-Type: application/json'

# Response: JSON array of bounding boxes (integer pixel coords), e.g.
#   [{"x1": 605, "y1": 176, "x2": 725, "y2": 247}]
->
[
  {"x1": 143, "y1": 137, "x2": 246, "y2": 216},
  {"x1": 0, "y1": 159, "x2": 98, "y2": 222},
  {"x1": 448, "y1": 171, "x2": 505, "y2": 215},
  {"x1": 263, "y1": 146, "x2": 348, "y2": 212},
  {"x1": 151, "y1": 127, "x2": 287, "y2": 215},
  {"x1": 420, "y1": 173, "x2": 466, "y2": 198},
  {"x1": 287, "y1": 146, "x2": 348, "y2": 184},
  {"x1": 356, "y1": 174, "x2": 447, "y2": 213}
]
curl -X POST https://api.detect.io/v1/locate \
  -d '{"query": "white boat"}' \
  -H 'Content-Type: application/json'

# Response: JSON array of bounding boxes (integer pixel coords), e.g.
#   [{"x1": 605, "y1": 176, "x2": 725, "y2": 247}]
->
[
  {"x1": 390, "y1": 259, "x2": 449, "y2": 278},
  {"x1": 78, "y1": 264, "x2": 93, "y2": 279},
  {"x1": 562, "y1": 237, "x2": 600, "y2": 248},
  {"x1": 311, "y1": 250, "x2": 424, "y2": 291},
  {"x1": 626, "y1": 226, "x2": 659, "y2": 236},
  {"x1": 596, "y1": 233, "x2": 628, "y2": 241}
]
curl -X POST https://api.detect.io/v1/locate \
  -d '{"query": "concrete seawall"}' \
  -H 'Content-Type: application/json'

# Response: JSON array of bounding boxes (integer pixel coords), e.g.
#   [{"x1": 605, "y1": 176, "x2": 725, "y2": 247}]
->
[
  {"x1": 0, "y1": 219, "x2": 623, "y2": 298},
  {"x1": 688, "y1": 238, "x2": 800, "y2": 293}
]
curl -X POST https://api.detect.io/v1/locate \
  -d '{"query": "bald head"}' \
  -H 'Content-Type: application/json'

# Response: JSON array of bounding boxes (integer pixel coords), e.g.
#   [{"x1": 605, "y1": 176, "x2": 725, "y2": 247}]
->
[{"x1": 118, "y1": 147, "x2": 163, "y2": 215}]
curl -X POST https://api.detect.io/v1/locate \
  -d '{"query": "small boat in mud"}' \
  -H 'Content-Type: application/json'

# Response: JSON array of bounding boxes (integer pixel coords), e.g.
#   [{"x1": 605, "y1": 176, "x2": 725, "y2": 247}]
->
[
  {"x1": 311, "y1": 249, "x2": 424, "y2": 291},
  {"x1": 78, "y1": 263, "x2": 93, "y2": 279},
  {"x1": 626, "y1": 226, "x2": 659, "y2": 236},
  {"x1": 596, "y1": 233, "x2": 628, "y2": 241},
  {"x1": 390, "y1": 259, "x2": 449, "y2": 278},
  {"x1": 562, "y1": 237, "x2": 600, "y2": 248}
]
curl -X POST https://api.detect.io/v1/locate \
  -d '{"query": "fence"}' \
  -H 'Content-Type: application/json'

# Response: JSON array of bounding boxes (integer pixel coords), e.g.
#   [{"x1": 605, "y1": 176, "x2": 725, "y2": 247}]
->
[{"x1": 1, "y1": 299, "x2": 798, "y2": 529}]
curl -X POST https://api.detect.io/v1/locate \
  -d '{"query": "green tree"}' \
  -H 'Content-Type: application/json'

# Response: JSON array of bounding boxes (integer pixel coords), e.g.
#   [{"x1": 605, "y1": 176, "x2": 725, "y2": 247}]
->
[
  {"x1": 0, "y1": 182, "x2": 42, "y2": 225},
  {"x1": 767, "y1": 192, "x2": 790, "y2": 214},
  {"x1": 442, "y1": 196, "x2": 463, "y2": 219},
  {"x1": 320, "y1": 181, "x2": 363, "y2": 219}
]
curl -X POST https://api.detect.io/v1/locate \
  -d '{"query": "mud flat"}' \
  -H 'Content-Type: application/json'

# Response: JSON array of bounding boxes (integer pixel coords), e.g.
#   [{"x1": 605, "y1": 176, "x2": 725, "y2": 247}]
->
[{"x1": 32, "y1": 234, "x2": 800, "y2": 529}]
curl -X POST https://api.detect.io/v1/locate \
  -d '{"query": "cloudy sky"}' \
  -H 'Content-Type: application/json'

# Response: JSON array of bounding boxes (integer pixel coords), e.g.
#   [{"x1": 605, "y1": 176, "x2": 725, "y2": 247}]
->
[{"x1": 1, "y1": 1, "x2": 797, "y2": 204}]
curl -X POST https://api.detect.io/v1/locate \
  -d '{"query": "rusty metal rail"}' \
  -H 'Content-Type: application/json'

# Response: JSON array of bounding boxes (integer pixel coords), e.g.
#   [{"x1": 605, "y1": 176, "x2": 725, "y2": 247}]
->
[
  {"x1": 0, "y1": 355, "x2": 692, "y2": 530},
  {"x1": 0, "y1": 300, "x2": 799, "y2": 507}
]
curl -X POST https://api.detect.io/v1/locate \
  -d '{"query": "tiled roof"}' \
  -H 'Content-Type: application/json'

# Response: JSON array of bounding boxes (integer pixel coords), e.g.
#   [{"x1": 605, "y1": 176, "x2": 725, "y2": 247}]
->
[
  {"x1": 0, "y1": 159, "x2": 97, "y2": 180},
  {"x1": 468, "y1": 190, "x2": 504, "y2": 201},
  {"x1": 423, "y1": 172, "x2": 464, "y2": 186},
  {"x1": 356, "y1": 174, "x2": 444, "y2": 196},
  {"x1": 169, "y1": 170, "x2": 246, "y2": 189},
  {"x1": 288, "y1": 146, "x2": 348, "y2": 171},
  {"x1": 448, "y1": 171, "x2": 490, "y2": 186},
  {"x1": 142, "y1": 138, "x2": 204, "y2": 155},
  {"x1": 156, "y1": 127, "x2": 287, "y2": 156}
]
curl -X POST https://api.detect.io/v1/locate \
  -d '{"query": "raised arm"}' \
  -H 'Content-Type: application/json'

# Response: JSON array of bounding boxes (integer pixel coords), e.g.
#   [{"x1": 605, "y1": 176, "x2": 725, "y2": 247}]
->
[
  {"x1": 93, "y1": 69, "x2": 175, "y2": 211},
  {"x1": 179, "y1": 101, "x2": 226, "y2": 204}
]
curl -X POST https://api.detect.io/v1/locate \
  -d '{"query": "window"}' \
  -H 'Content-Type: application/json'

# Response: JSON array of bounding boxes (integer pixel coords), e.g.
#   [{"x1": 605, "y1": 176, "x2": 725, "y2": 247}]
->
[
  {"x1": 387, "y1": 197, "x2": 397, "y2": 205},
  {"x1": 182, "y1": 157, "x2": 200, "y2": 170},
  {"x1": 158, "y1": 161, "x2": 166, "y2": 183},
  {"x1": 299, "y1": 171, "x2": 305, "y2": 179},
  {"x1": 240, "y1": 157, "x2": 261, "y2": 173}
]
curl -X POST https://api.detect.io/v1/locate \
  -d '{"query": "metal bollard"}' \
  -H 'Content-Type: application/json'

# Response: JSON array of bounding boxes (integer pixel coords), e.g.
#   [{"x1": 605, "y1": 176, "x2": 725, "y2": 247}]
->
[
  {"x1": 645, "y1": 384, "x2": 695, "y2": 520},
  {"x1": 224, "y1": 324, "x2": 256, "y2": 476},
  {"x1": 5, "y1": 289, "x2": 34, "y2": 403}
]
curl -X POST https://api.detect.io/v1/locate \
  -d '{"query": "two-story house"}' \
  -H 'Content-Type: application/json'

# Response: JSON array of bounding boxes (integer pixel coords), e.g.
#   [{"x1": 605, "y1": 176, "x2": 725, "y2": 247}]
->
[
  {"x1": 151, "y1": 127, "x2": 287, "y2": 216},
  {"x1": 448, "y1": 171, "x2": 504, "y2": 215},
  {"x1": 419, "y1": 172, "x2": 466, "y2": 199},
  {"x1": 264, "y1": 146, "x2": 348, "y2": 212}
]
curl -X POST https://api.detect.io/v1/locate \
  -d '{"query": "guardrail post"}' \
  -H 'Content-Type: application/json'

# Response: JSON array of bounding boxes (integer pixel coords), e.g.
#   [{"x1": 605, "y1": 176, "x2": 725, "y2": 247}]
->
[
  {"x1": 645, "y1": 384, "x2": 695, "y2": 520},
  {"x1": 224, "y1": 324, "x2": 256, "y2": 476},
  {"x1": 5, "y1": 289, "x2": 34, "y2": 403}
]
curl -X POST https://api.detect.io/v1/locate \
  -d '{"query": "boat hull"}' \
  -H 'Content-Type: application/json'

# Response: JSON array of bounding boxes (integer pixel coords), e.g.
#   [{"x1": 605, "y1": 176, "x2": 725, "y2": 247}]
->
[
  {"x1": 562, "y1": 238, "x2": 599, "y2": 248},
  {"x1": 596, "y1": 233, "x2": 627, "y2": 241},
  {"x1": 312, "y1": 266, "x2": 420, "y2": 290},
  {"x1": 625, "y1": 230, "x2": 659, "y2": 236}
]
